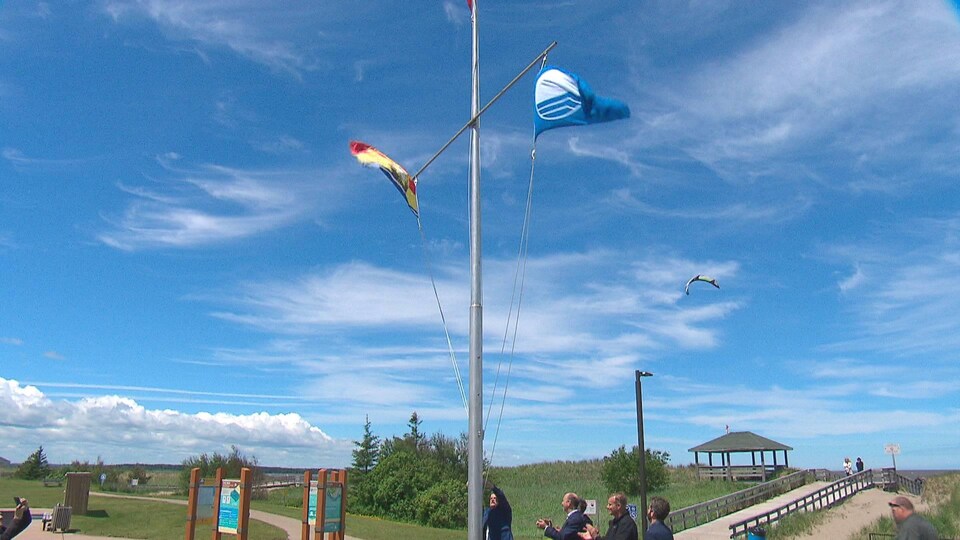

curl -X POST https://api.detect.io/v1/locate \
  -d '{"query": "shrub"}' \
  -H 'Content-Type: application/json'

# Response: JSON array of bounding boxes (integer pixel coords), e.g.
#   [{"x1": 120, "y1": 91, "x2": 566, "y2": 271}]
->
[
  {"x1": 601, "y1": 445, "x2": 670, "y2": 495},
  {"x1": 415, "y1": 479, "x2": 468, "y2": 529},
  {"x1": 178, "y1": 445, "x2": 264, "y2": 497}
]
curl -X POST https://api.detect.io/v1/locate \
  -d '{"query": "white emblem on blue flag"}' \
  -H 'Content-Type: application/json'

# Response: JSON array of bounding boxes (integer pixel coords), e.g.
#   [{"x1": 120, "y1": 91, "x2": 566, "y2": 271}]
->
[
  {"x1": 534, "y1": 65, "x2": 629, "y2": 138},
  {"x1": 535, "y1": 69, "x2": 582, "y2": 121}
]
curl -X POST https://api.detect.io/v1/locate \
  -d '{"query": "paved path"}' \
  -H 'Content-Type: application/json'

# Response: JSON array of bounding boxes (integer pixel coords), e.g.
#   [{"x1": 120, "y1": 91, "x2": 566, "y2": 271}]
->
[
  {"x1": 13, "y1": 493, "x2": 361, "y2": 540},
  {"x1": 674, "y1": 481, "x2": 832, "y2": 539}
]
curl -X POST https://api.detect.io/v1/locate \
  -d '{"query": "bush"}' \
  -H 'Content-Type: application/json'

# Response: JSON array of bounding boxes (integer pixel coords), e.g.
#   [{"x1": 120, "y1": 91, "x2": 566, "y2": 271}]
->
[
  {"x1": 601, "y1": 445, "x2": 670, "y2": 495},
  {"x1": 178, "y1": 445, "x2": 264, "y2": 497},
  {"x1": 415, "y1": 479, "x2": 468, "y2": 529},
  {"x1": 368, "y1": 450, "x2": 437, "y2": 522}
]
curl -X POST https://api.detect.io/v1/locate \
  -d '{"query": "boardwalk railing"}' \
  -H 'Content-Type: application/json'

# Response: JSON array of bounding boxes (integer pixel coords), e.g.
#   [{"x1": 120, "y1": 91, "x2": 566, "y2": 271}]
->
[
  {"x1": 726, "y1": 468, "x2": 927, "y2": 538},
  {"x1": 877, "y1": 468, "x2": 923, "y2": 495},
  {"x1": 666, "y1": 470, "x2": 814, "y2": 533}
]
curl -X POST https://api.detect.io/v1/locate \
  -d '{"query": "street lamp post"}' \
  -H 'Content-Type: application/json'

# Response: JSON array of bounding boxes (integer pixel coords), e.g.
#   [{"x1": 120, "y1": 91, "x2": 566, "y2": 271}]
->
[{"x1": 635, "y1": 370, "x2": 653, "y2": 530}]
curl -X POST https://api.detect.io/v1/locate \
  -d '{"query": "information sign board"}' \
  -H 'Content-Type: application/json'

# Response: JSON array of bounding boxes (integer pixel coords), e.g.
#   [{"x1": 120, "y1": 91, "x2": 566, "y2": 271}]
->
[
  {"x1": 217, "y1": 479, "x2": 241, "y2": 534},
  {"x1": 308, "y1": 481, "x2": 319, "y2": 526},
  {"x1": 323, "y1": 483, "x2": 343, "y2": 532}
]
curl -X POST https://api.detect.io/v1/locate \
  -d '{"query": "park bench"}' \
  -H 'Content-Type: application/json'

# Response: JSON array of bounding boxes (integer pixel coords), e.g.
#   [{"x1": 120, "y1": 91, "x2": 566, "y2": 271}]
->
[{"x1": 42, "y1": 478, "x2": 62, "y2": 487}]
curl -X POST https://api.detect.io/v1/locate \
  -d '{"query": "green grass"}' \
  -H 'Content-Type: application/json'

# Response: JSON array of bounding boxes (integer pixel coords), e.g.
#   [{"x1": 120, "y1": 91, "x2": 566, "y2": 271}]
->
[
  {"x1": 1, "y1": 462, "x2": 759, "y2": 540},
  {"x1": 0, "y1": 478, "x2": 286, "y2": 539}
]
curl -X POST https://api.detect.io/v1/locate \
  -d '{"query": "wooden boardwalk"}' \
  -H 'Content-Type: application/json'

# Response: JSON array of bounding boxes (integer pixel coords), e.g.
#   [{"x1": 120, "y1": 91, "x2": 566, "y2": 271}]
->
[{"x1": 674, "y1": 481, "x2": 831, "y2": 539}]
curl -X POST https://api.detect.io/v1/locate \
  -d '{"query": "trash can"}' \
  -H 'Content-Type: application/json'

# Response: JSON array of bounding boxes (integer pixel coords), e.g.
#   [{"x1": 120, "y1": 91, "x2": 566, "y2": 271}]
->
[{"x1": 747, "y1": 525, "x2": 766, "y2": 539}]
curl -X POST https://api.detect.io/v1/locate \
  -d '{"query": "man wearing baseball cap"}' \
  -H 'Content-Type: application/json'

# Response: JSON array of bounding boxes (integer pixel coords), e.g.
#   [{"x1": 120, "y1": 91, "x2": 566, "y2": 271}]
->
[{"x1": 888, "y1": 496, "x2": 937, "y2": 540}]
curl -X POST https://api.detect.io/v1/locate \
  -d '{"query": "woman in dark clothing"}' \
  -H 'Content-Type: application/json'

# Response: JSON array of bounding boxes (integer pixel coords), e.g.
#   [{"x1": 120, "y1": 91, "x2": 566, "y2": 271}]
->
[{"x1": 482, "y1": 482, "x2": 514, "y2": 540}]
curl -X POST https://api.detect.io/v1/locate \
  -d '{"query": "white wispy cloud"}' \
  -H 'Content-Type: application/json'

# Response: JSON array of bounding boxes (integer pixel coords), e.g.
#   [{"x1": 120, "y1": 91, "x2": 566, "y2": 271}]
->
[
  {"x1": 605, "y1": 188, "x2": 812, "y2": 223},
  {"x1": 0, "y1": 337, "x2": 23, "y2": 346},
  {"x1": 207, "y1": 251, "x2": 740, "y2": 356},
  {"x1": 99, "y1": 160, "x2": 328, "y2": 250},
  {"x1": 2, "y1": 147, "x2": 90, "y2": 169},
  {"x1": 631, "y1": 0, "x2": 960, "y2": 188},
  {"x1": 823, "y1": 216, "x2": 960, "y2": 359},
  {"x1": 102, "y1": 1, "x2": 328, "y2": 77}
]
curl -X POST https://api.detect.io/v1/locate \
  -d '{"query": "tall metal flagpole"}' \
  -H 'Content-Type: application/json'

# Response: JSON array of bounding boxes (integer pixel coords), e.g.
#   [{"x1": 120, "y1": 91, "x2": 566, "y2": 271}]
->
[{"x1": 467, "y1": 0, "x2": 484, "y2": 539}]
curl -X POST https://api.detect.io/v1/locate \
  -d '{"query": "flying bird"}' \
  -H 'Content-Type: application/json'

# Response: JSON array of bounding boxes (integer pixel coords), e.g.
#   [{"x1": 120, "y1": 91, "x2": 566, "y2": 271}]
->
[{"x1": 685, "y1": 275, "x2": 720, "y2": 295}]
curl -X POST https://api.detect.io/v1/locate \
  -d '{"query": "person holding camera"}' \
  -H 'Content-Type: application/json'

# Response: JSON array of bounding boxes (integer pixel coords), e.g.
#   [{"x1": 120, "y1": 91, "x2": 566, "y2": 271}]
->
[{"x1": 0, "y1": 497, "x2": 32, "y2": 540}]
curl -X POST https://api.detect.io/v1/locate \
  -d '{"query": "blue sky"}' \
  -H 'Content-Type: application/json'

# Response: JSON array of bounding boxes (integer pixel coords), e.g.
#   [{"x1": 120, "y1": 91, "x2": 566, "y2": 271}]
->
[{"x1": 2, "y1": 1, "x2": 959, "y2": 471}]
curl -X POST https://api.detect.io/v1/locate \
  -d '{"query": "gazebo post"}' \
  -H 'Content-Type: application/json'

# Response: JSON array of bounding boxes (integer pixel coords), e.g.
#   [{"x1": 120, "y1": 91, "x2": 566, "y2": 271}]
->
[{"x1": 761, "y1": 451, "x2": 767, "y2": 481}]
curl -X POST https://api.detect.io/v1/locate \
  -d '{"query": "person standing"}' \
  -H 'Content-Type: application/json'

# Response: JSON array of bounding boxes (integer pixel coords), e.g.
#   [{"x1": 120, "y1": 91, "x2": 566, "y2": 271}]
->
[
  {"x1": 579, "y1": 499, "x2": 594, "y2": 527},
  {"x1": 889, "y1": 496, "x2": 938, "y2": 540},
  {"x1": 0, "y1": 498, "x2": 31, "y2": 540},
  {"x1": 581, "y1": 493, "x2": 638, "y2": 540},
  {"x1": 856, "y1": 457, "x2": 865, "y2": 473},
  {"x1": 537, "y1": 492, "x2": 587, "y2": 540},
  {"x1": 843, "y1": 457, "x2": 853, "y2": 476},
  {"x1": 643, "y1": 497, "x2": 673, "y2": 540},
  {"x1": 483, "y1": 481, "x2": 514, "y2": 540}
]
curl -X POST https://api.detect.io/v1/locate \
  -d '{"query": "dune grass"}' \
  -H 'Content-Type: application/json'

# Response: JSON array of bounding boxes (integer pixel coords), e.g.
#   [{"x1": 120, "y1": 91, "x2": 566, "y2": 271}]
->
[{"x1": 774, "y1": 473, "x2": 960, "y2": 540}]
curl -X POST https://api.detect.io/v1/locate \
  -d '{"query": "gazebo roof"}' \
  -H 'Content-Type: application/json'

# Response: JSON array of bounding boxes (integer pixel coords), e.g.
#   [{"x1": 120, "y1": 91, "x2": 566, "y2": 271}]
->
[{"x1": 688, "y1": 431, "x2": 793, "y2": 453}]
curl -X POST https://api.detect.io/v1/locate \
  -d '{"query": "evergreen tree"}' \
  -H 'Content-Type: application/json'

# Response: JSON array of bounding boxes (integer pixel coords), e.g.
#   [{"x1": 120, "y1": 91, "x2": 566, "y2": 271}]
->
[
  {"x1": 351, "y1": 415, "x2": 380, "y2": 473},
  {"x1": 407, "y1": 411, "x2": 424, "y2": 451},
  {"x1": 15, "y1": 445, "x2": 52, "y2": 480}
]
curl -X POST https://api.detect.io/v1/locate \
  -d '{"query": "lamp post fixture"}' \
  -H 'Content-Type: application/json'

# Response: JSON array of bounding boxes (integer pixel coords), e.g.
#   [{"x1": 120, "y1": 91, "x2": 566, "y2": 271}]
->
[{"x1": 635, "y1": 370, "x2": 653, "y2": 529}]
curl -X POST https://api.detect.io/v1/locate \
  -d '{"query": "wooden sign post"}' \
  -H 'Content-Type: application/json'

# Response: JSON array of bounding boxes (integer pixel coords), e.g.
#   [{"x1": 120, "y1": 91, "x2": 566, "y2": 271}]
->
[
  {"x1": 213, "y1": 467, "x2": 251, "y2": 540},
  {"x1": 313, "y1": 469, "x2": 347, "y2": 540},
  {"x1": 185, "y1": 467, "x2": 201, "y2": 540}
]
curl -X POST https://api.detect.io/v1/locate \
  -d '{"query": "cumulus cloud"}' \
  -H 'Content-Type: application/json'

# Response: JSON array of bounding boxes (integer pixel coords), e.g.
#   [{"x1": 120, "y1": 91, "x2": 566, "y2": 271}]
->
[{"x1": 0, "y1": 378, "x2": 351, "y2": 466}]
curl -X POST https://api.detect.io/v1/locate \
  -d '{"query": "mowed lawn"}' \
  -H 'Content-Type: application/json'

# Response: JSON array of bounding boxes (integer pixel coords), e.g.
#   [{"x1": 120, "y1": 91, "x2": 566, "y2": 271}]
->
[
  {"x1": 1, "y1": 463, "x2": 751, "y2": 540},
  {"x1": 0, "y1": 478, "x2": 286, "y2": 540}
]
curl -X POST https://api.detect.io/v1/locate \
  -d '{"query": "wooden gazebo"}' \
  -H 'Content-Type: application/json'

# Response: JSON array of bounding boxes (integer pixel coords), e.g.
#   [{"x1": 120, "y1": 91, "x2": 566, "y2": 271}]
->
[{"x1": 689, "y1": 431, "x2": 792, "y2": 481}]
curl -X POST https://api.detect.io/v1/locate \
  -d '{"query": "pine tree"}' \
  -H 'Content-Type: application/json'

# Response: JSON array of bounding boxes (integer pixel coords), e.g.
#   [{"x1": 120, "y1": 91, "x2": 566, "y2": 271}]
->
[
  {"x1": 407, "y1": 411, "x2": 424, "y2": 451},
  {"x1": 351, "y1": 415, "x2": 380, "y2": 473},
  {"x1": 15, "y1": 445, "x2": 52, "y2": 480}
]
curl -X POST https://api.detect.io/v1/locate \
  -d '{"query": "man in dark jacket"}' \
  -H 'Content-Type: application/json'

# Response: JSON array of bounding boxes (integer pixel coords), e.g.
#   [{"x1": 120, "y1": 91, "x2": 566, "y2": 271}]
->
[
  {"x1": 643, "y1": 497, "x2": 673, "y2": 540},
  {"x1": 483, "y1": 482, "x2": 514, "y2": 540},
  {"x1": 538, "y1": 492, "x2": 587, "y2": 540},
  {"x1": 889, "y1": 496, "x2": 937, "y2": 540},
  {"x1": 583, "y1": 493, "x2": 638, "y2": 540}
]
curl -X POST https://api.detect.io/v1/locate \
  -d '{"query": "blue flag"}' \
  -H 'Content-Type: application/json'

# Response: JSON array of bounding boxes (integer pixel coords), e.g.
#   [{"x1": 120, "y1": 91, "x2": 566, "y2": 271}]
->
[{"x1": 534, "y1": 65, "x2": 630, "y2": 138}]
